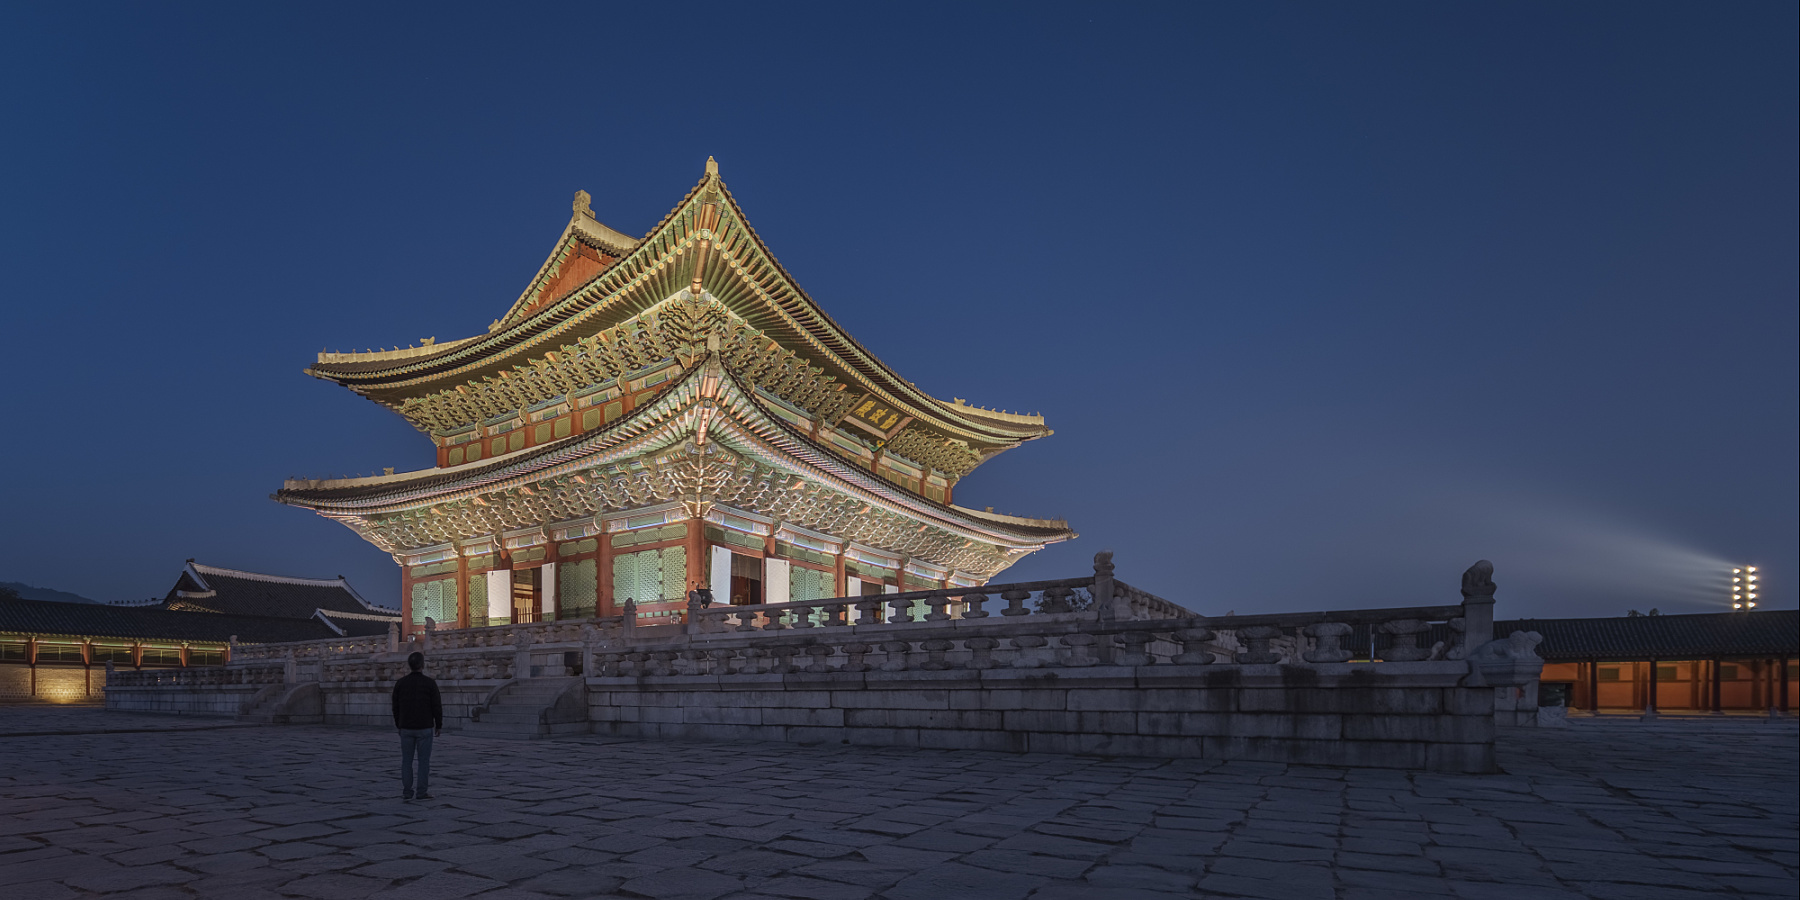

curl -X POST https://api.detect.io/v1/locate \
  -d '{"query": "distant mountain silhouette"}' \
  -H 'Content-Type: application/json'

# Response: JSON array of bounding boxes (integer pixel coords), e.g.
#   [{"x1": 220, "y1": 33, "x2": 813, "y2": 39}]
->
[{"x1": 1, "y1": 581, "x2": 102, "y2": 604}]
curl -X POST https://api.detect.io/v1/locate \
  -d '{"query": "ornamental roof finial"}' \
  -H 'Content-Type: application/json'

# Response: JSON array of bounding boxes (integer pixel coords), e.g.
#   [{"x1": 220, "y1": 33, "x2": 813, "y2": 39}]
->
[
  {"x1": 572, "y1": 189, "x2": 594, "y2": 219},
  {"x1": 705, "y1": 156, "x2": 718, "y2": 177}
]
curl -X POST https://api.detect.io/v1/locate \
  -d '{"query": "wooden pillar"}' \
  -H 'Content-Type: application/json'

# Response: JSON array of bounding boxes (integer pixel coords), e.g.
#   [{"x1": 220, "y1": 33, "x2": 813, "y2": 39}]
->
[
  {"x1": 457, "y1": 550, "x2": 470, "y2": 629},
  {"x1": 1711, "y1": 658, "x2": 1723, "y2": 713},
  {"x1": 833, "y1": 548, "x2": 848, "y2": 599},
  {"x1": 686, "y1": 518, "x2": 706, "y2": 600},
  {"x1": 1781, "y1": 658, "x2": 1791, "y2": 713},
  {"x1": 1644, "y1": 658, "x2": 1658, "y2": 716},
  {"x1": 399, "y1": 564, "x2": 414, "y2": 639}
]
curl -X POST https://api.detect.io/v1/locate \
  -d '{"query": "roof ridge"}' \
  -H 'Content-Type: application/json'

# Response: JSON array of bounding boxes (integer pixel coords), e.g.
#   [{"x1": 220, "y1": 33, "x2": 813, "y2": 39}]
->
[{"x1": 190, "y1": 563, "x2": 347, "y2": 588}]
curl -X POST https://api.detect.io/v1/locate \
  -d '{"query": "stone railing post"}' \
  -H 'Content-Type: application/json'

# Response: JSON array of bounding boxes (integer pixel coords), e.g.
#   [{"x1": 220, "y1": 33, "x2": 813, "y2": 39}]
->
[
  {"x1": 514, "y1": 630, "x2": 534, "y2": 679},
  {"x1": 961, "y1": 592, "x2": 989, "y2": 619},
  {"x1": 1000, "y1": 588, "x2": 1031, "y2": 617},
  {"x1": 284, "y1": 648, "x2": 298, "y2": 684},
  {"x1": 622, "y1": 598, "x2": 638, "y2": 633},
  {"x1": 387, "y1": 623, "x2": 399, "y2": 653},
  {"x1": 104, "y1": 660, "x2": 115, "y2": 686},
  {"x1": 1093, "y1": 550, "x2": 1124, "y2": 620},
  {"x1": 685, "y1": 592, "x2": 702, "y2": 635},
  {"x1": 1302, "y1": 623, "x2": 1353, "y2": 663},
  {"x1": 580, "y1": 624, "x2": 597, "y2": 677},
  {"x1": 887, "y1": 598, "x2": 913, "y2": 625},
  {"x1": 1460, "y1": 559, "x2": 1496, "y2": 651},
  {"x1": 1235, "y1": 625, "x2": 1283, "y2": 664}
]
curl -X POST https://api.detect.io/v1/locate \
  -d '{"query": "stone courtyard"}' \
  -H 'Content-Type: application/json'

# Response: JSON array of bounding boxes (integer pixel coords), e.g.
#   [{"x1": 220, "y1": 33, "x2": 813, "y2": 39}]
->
[{"x1": 1, "y1": 709, "x2": 1794, "y2": 900}]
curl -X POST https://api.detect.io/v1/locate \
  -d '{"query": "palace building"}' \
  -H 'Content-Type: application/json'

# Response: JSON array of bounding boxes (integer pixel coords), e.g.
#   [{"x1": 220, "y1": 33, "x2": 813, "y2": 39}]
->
[{"x1": 278, "y1": 159, "x2": 1075, "y2": 635}]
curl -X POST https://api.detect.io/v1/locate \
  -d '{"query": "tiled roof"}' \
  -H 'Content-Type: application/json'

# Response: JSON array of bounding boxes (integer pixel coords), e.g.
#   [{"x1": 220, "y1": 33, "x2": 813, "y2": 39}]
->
[
  {"x1": 0, "y1": 596, "x2": 358, "y2": 644},
  {"x1": 1499, "y1": 611, "x2": 1799, "y2": 661},
  {"x1": 162, "y1": 562, "x2": 398, "y2": 618}
]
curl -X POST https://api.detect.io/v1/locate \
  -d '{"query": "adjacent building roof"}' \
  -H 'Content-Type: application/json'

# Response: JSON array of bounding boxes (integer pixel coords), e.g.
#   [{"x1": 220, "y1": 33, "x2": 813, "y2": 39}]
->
[
  {"x1": 1500, "y1": 611, "x2": 1799, "y2": 662},
  {"x1": 161, "y1": 562, "x2": 397, "y2": 619},
  {"x1": 0, "y1": 562, "x2": 397, "y2": 647},
  {"x1": 0, "y1": 595, "x2": 387, "y2": 644}
]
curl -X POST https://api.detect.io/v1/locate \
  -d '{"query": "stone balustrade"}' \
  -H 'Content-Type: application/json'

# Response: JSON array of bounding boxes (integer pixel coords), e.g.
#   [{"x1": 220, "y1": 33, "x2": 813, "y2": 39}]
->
[{"x1": 101, "y1": 556, "x2": 1536, "y2": 772}]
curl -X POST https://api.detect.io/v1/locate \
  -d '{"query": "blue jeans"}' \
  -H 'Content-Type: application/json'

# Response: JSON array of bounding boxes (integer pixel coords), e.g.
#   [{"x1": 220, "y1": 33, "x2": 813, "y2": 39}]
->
[{"x1": 399, "y1": 728, "x2": 434, "y2": 796}]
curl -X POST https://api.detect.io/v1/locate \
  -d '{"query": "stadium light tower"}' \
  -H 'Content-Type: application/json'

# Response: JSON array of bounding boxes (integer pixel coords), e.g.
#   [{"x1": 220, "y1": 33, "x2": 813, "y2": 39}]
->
[{"x1": 1731, "y1": 566, "x2": 1759, "y2": 611}]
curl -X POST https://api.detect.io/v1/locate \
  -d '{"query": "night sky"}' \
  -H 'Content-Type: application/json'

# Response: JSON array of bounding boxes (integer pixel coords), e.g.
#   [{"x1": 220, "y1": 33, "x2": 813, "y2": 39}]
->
[{"x1": 1, "y1": 4, "x2": 1793, "y2": 618}]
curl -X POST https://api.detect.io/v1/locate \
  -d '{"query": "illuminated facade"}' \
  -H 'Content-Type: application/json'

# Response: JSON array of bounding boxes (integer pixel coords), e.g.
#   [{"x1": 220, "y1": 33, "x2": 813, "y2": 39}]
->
[{"x1": 279, "y1": 159, "x2": 1075, "y2": 635}]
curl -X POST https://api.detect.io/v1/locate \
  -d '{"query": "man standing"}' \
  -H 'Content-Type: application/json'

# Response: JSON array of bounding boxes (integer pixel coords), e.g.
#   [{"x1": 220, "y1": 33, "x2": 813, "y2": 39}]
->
[{"x1": 391, "y1": 651, "x2": 442, "y2": 801}]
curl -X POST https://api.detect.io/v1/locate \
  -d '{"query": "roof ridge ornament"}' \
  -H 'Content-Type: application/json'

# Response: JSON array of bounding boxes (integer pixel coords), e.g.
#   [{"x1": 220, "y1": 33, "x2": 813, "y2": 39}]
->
[
  {"x1": 573, "y1": 189, "x2": 595, "y2": 220},
  {"x1": 704, "y1": 156, "x2": 718, "y2": 178}
]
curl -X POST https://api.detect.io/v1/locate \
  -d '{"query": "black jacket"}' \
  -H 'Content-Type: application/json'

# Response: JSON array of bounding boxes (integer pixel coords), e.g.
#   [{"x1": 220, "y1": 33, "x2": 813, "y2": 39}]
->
[{"x1": 391, "y1": 671, "x2": 442, "y2": 730}]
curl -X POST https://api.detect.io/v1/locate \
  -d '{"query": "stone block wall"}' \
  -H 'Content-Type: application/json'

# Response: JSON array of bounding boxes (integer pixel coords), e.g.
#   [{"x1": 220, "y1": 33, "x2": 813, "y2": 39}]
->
[
  {"x1": 320, "y1": 679, "x2": 506, "y2": 729},
  {"x1": 585, "y1": 661, "x2": 1498, "y2": 773},
  {"x1": 104, "y1": 683, "x2": 265, "y2": 717}
]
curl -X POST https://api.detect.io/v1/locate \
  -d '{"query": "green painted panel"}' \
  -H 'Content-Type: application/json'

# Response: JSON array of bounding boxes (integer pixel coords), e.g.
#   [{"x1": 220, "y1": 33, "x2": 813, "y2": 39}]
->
[
  {"x1": 468, "y1": 572, "x2": 489, "y2": 622},
  {"x1": 560, "y1": 559, "x2": 597, "y2": 617},
  {"x1": 660, "y1": 546, "x2": 686, "y2": 602}
]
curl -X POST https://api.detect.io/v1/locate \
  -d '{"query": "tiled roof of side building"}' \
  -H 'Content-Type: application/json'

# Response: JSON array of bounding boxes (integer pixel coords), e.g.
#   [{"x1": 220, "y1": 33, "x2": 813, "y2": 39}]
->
[
  {"x1": 162, "y1": 562, "x2": 398, "y2": 618},
  {"x1": 1500, "y1": 610, "x2": 1799, "y2": 661},
  {"x1": 0, "y1": 596, "x2": 364, "y2": 644}
]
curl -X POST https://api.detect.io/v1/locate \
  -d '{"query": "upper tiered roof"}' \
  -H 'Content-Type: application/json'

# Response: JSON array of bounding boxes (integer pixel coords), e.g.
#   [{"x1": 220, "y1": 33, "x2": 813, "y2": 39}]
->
[{"x1": 305, "y1": 159, "x2": 1052, "y2": 477}]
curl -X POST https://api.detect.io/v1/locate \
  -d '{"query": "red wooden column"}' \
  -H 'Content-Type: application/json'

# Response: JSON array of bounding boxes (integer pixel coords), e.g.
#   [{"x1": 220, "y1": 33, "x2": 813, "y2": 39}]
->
[
  {"x1": 1710, "y1": 658, "x2": 1723, "y2": 714},
  {"x1": 597, "y1": 523, "x2": 615, "y2": 618},
  {"x1": 1781, "y1": 658, "x2": 1791, "y2": 714},
  {"x1": 686, "y1": 518, "x2": 706, "y2": 603},
  {"x1": 1586, "y1": 660, "x2": 1599, "y2": 713},
  {"x1": 833, "y1": 548, "x2": 848, "y2": 599}
]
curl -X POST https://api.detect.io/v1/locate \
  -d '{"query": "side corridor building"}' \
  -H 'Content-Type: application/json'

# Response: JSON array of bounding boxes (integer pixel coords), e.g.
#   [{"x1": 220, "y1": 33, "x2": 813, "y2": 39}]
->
[
  {"x1": 0, "y1": 562, "x2": 396, "y2": 702},
  {"x1": 279, "y1": 159, "x2": 1075, "y2": 635}
]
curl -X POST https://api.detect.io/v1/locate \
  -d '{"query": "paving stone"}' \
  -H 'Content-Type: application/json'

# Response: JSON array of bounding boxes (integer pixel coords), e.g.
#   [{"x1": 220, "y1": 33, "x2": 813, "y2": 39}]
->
[
  {"x1": 619, "y1": 865, "x2": 744, "y2": 900},
  {"x1": 274, "y1": 871, "x2": 392, "y2": 899},
  {"x1": 749, "y1": 875, "x2": 873, "y2": 899},
  {"x1": 884, "y1": 862, "x2": 1047, "y2": 900},
  {"x1": 64, "y1": 862, "x2": 190, "y2": 892},
  {"x1": 0, "y1": 710, "x2": 1793, "y2": 900}
]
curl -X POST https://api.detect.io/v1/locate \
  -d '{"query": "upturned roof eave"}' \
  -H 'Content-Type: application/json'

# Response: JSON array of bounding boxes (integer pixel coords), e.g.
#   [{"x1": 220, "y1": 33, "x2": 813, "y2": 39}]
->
[
  {"x1": 276, "y1": 361, "x2": 1073, "y2": 548},
  {"x1": 302, "y1": 166, "x2": 1051, "y2": 444}
]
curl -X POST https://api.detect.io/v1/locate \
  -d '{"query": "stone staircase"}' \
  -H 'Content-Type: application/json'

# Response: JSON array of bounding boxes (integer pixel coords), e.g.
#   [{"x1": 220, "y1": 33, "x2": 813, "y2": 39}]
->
[
  {"x1": 463, "y1": 677, "x2": 588, "y2": 740},
  {"x1": 236, "y1": 683, "x2": 323, "y2": 725}
]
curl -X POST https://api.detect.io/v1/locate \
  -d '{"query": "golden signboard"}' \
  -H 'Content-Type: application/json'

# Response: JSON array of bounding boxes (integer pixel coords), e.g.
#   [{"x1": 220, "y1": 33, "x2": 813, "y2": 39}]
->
[{"x1": 844, "y1": 396, "x2": 905, "y2": 437}]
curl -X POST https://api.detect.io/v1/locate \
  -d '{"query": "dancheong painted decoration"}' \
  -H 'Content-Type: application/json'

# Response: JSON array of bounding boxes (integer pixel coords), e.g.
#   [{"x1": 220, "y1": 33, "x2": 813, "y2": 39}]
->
[{"x1": 278, "y1": 158, "x2": 1076, "y2": 634}]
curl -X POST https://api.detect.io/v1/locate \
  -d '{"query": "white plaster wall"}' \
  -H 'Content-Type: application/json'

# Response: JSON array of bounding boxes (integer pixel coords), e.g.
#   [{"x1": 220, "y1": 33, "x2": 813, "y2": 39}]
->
[
  {"x1": 846, "y1": 576, "x2": 862, "y2": 596},
  {"x1": 541, "y1": 562, "x2": 557, "y2": 616},
  {"x1": 710, "y1": 546, "x2": 732, "y2": 598},
  {"x1": 486, "y1": 570, "x2": 512, "y2": 622},
  {"x1": 763, "y1": 557, "x2": 791, "y2": 605}
]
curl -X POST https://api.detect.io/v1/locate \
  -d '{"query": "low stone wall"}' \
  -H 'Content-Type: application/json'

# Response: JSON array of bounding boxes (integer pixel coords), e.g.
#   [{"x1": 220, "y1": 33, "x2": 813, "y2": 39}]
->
[
  {"x1": 586, "y1": 662, "x2": 1497, "y2": 773},
  {"x1": 320, "y1": 678, "x2": 506, "y2": 729},
  {"x1": 105, "y1": 682, "x2": 267, "y2": 717}
]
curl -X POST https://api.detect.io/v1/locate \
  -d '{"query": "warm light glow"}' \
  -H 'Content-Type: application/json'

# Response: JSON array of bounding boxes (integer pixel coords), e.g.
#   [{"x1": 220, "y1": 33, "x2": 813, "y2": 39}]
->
[
  {"x1": 1748, "y1": 566, "x2": 1757, "y2": 572},
  {"x1": 1733, "y1": 602, "x2": 1743, "y2": 609}
]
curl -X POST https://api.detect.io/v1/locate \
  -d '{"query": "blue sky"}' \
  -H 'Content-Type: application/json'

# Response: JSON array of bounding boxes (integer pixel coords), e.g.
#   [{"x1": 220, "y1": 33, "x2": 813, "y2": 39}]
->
[{"x1": 1, "y1": 3, "x2": 1794, "y2": 617}]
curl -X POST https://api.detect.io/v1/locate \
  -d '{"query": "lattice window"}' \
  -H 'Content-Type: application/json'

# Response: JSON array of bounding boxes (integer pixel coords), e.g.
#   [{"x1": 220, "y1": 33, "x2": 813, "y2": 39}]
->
[
  {"x1": 660, "y1": 546, "x2": 687, "y2": 602},
  {"x1": 560, "y1": 559, "x2": 597, "y2": 618},
  {"x1": 789, "y1": 566, "x2": 833, "y2": 604},
  {"x1": 613, "y1": 549, "x2": 662, "y2": 606},
  {"x1": 410, "y1": 578, "x2": 458, "y2": 627},
  {"x1": 468, "y1": 574, "x2": 489, "y2": 625}
]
